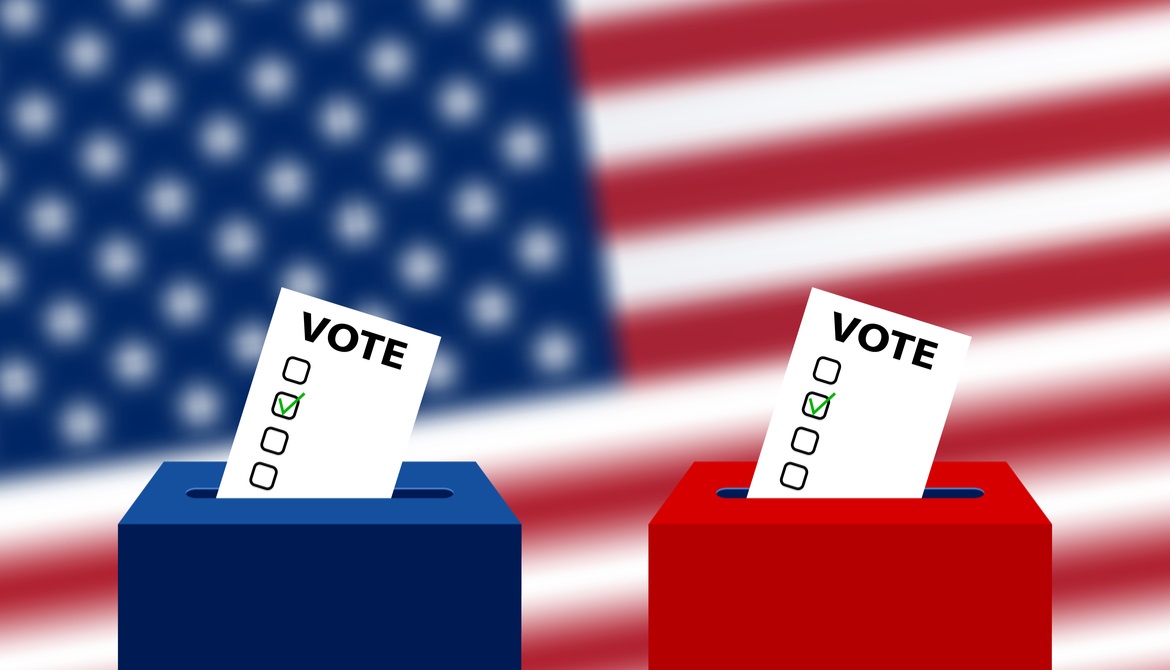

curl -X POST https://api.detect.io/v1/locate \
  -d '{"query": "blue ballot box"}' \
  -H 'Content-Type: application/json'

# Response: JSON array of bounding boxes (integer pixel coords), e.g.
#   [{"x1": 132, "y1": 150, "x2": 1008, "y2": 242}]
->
[{"x1": 119, "y1": 461, "x2": 520, "y2": 669}]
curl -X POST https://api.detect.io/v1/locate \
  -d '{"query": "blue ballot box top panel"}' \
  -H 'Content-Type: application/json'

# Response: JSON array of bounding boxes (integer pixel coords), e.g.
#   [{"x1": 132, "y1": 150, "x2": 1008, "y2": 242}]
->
[{"x1": 120, "y1": 461, "x2": 518, "y2": 526}]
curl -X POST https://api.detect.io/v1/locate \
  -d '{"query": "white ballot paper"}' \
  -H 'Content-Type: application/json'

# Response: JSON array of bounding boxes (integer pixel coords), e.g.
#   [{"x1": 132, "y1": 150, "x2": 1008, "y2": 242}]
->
[
  {"x1": 218, "y1": 288, "x2": 440, "y2": 498},
  {"x1": 749, "y1": 288, "x2": 970, "y2": 498}
]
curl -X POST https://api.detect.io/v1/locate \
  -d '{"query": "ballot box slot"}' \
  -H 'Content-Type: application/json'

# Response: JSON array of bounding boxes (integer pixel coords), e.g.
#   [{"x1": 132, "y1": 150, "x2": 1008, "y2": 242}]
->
[
  {"x1": 921, "y1": 487, "x2": 984, "y2": 499},
  {"x1": 184, "y1": 487, "x2": 455, "y2": 499},
  {"x1": 392, "y1": 487, "x2": 454, "y2": 499},
  {"x1": 714, "y1": 487, "x2": 984, "y2": 499}
]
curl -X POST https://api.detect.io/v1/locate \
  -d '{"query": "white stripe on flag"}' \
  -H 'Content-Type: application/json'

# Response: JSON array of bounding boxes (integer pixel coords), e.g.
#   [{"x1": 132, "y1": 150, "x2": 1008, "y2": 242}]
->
[
  {"x1": 956, "y1": 299, "x2": 1170, "y2": 399},
  {"x1": 1054, "y1": 598, "x2": 1170, "y2": 670},
  {"x1": 1026, "y1": 444, "x2": 1170, "y2": 557},
  {"x1": 588, "y1": 4, "x2": 1170, "y2": 165},
  {"x1": 525, "y1": 536, "x2": 648, "y2": 627},
  {"x1": 611, "y1": 151, "x2": 1170, "y2": 311},
  {"x1": 571, "y1": 0, "x2": 751, "y2": 24},
  {"x1": 0, "y1": 607, "x2": 115, "y2": 670}
]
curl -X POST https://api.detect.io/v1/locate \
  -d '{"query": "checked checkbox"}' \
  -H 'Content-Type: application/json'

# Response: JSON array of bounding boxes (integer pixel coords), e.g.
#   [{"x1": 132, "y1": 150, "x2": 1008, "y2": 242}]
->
[
  {"x1": 271, "y1": 392, "x2": 304, "y2": 420},
  {"x1": 802, "y1": 391, "x2": 834, "y2": 420}
]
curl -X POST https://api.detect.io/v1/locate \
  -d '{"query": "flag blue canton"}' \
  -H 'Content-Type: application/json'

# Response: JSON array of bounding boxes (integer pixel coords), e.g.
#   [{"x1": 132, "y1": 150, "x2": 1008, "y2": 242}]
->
[{"x1": 0, "y1": 0, "x2": 615, "y2": 472}]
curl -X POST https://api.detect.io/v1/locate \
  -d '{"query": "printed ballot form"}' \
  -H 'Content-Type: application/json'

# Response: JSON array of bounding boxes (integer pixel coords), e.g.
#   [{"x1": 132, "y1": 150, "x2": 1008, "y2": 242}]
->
[
  {"x1": 218, "y1": 289, "x2": 439, "y2": 498},
  {"x1": 749, "y1": 289, "x2": 970, "y2": 498}
]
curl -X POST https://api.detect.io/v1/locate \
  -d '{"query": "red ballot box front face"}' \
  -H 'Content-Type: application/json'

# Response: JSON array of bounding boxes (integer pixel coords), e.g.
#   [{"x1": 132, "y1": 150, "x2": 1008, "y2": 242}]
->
[{"x1": 649, "y1": 462, "x2": 1051, "y2": 668}]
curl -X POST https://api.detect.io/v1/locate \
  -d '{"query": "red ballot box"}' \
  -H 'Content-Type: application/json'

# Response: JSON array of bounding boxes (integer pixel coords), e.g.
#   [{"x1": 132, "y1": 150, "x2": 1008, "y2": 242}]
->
[{"x1": 649, "y1": 462, "x2": 1051, "y2": 668}]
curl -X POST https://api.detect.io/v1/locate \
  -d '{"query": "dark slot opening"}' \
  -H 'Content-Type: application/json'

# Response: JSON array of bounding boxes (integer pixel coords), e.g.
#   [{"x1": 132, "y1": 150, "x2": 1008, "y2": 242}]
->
[
  {"x1": 392, "y1": 487, "x2": 454, "y2": 499},
  {"x1": 715, "y1": 487, "x2": 984, "y2": 499}
]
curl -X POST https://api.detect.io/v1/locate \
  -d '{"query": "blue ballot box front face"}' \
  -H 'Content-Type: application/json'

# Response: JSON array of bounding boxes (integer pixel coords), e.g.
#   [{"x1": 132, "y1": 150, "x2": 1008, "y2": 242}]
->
[{"x1": 119, "y1": 462, "x2": 520, "y2": 669}]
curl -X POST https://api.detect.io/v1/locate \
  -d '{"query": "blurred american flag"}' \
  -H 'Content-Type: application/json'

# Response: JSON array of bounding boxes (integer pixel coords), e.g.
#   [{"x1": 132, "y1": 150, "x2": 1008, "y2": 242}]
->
[{"x1": 2, "y1": 0, "x2": 1170, "y2": 668}]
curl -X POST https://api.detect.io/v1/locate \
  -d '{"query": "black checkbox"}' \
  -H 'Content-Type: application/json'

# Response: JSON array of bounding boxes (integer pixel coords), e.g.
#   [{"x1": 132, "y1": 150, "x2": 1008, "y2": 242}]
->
[
  {"x1": 781, "y1": 462, "x2": 808, "y2": 490},
  {"x1": 791, "y1": 427, "x2": 819, "y2": 455},
  {"x1": 250, "y1": 462, "x2": 278, "y2": 490},
  {"x1": 802, "y1": 392, "x2": 831, "y2": 420},
  {"x1": 812, "y1": 356, "x2": 840, "y2": 384},
  {"x1": 272, "y1": 392, "x2": 301, "y2": 420},
  {"x1": 260, "y1": 427, "x2": 289, "y2": 455},
  {"x1": 282, "y1": 356, "x2": 311, "y2": 384}
]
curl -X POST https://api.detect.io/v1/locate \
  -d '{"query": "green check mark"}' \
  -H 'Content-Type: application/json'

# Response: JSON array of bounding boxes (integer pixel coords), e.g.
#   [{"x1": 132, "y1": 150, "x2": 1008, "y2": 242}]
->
[
  {"x1": 808, "y1": 392, "x2": 836, "y2": 416},
  {"x1": 278, "y1": 393, "x2": 305, "y2": 415}
]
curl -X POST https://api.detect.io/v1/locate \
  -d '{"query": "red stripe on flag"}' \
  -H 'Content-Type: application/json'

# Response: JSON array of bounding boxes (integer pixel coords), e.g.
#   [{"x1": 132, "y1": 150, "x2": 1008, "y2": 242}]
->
[
  {"x1": 0, "y1": 536, "x2": 116, "y2": 628},
  {"x1": 524, "y1": 614, "x2": 647, "y2": 670},
  {"x1": 1054, "y1": 528, "x2": 1170, "y2": 612},
  {"x1": 501, "y1": 451, "x2": 698, "y2": 538},
  {"x1": 620, "y1": 228, "x2": 1170, "y2": 376},
  {"x1": 942, "y1": 379, "x2": 1170, "y2": 464},
  {"x1": 577, "y1": 0, "x2": 1169, "y2": 91},
  {"x1": 601, "y1": 83, "x2": 1170, "y2": 237}
]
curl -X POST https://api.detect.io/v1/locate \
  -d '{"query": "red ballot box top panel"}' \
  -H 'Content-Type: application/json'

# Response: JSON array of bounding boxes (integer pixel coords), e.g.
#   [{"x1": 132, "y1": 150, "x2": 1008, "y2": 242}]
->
[{"x1": 651, "y1": 461, "x2": 1049, "y2": 527}]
